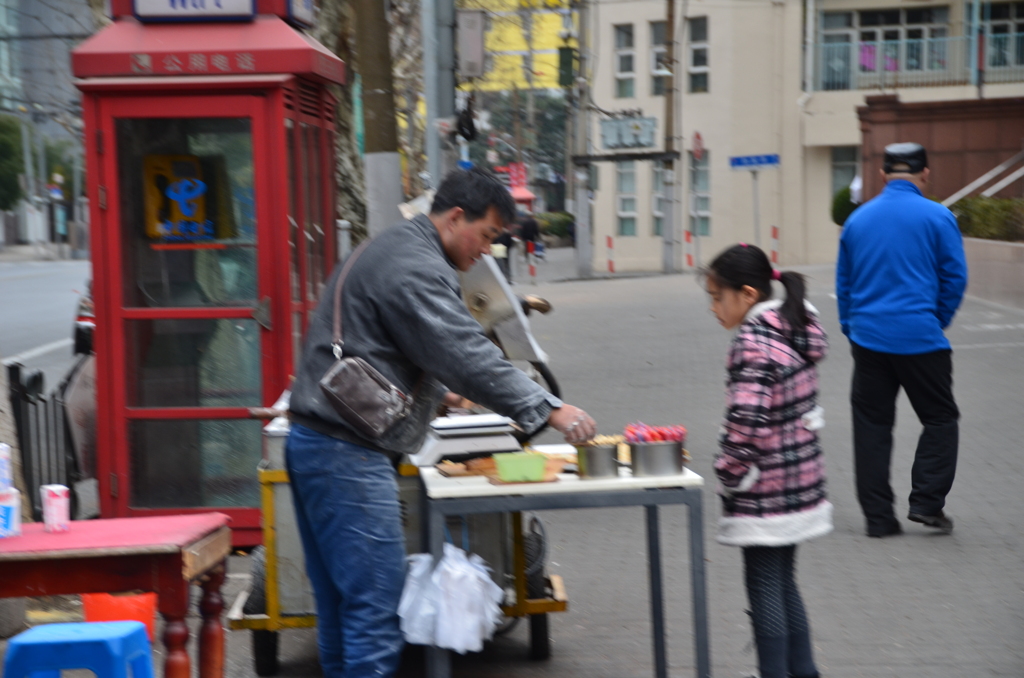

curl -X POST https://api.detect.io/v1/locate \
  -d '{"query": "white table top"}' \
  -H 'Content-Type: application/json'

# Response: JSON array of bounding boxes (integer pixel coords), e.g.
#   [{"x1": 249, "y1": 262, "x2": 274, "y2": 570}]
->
[{"x1": 420, "y1": 466, "x2": 704, "y2": 500}]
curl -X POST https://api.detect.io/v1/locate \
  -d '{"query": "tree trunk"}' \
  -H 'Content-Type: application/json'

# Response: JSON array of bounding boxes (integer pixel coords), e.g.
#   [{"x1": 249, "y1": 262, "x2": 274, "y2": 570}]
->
[
  {"x1": 0, "y1": 359, "x2": 31, "y2": 522},
  {"x1": 315, "y1": 0, "x2": 369, "y2": 244}
]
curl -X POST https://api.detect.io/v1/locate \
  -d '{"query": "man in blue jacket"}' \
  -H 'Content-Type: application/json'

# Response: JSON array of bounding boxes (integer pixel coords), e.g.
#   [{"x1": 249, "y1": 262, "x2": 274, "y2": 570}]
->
[{"x1": 836, "y1": 143, "x2": 968, "y2": 538}]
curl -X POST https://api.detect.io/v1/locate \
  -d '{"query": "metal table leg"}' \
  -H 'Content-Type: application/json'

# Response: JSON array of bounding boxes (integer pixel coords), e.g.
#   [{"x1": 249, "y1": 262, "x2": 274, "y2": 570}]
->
[
  {"x1": 687, "y1": 493, "x2": 711, "y2": 677},
  {"x1": 646, "y1": 505, "x2": 668, "y2": 678},
  {"x1": 425, "y1": 503, "x2": 451, "y2": 678}
]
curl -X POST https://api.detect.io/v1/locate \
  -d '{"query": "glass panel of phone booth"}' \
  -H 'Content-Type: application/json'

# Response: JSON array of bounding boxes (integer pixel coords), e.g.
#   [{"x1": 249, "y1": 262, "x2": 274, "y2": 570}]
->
[
  {"x1": 129, "y1": 418, "x2": 263, "y2": 508},
  {"x1": 116, "y1": 117, "x2": 258, "y2": 308},
  {"x1": 108, "y1": 101, "x2": 271, "y2": 514}
]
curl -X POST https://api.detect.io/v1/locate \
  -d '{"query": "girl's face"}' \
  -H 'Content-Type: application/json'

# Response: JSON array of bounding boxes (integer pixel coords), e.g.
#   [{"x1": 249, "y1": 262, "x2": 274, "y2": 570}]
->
[{"x1": 706, "y1": 276, "x2": 759, "y2": 330}]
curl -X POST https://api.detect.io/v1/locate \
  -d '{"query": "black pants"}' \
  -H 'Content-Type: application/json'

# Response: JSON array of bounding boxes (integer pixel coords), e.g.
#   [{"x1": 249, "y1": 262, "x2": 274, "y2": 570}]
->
[
  {"x1": 743, "y1": 546, "x2": 818, "y2": 678},
  {"x1": 851, "y1": 342, "x2": 959, "y2": 534}
]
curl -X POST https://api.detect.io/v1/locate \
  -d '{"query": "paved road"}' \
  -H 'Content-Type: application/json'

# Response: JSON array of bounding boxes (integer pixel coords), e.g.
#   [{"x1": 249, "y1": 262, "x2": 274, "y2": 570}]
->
[
  {"x1": 211, "y1": 257, "x2": 1024, "y2": 678},
  {"x1": 6, "y1": 249, "x2": 1024, "y2": 678},
  {"x1": 0, "y1": 260, "x2": 92, "y2": 390}
]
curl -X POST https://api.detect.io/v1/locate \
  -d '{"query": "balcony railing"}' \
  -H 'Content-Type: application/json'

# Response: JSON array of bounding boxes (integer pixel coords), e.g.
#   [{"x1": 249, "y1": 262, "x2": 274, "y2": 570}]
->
[{"x1": 814, "y1": 35, "x2": 1024, "y2": 91}]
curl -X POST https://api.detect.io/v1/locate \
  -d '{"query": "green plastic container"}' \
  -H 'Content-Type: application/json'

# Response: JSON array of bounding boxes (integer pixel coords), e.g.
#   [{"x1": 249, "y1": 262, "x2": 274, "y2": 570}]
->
[{"x1": 493, "y1": 452, "x2": 547, "y2": 482}]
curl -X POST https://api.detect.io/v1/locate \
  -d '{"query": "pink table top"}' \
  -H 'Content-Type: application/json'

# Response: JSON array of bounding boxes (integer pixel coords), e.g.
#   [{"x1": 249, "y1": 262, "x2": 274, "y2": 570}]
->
[{"x1": 0, "y1": 513, "x2": 231, "y2": 561}]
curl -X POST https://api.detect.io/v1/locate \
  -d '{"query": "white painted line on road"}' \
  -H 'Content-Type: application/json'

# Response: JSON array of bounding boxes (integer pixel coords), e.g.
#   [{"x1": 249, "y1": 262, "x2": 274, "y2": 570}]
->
[
  {"x1": 960, "y1": 322, "x2": 1024, "y2": 331},
  {"x1": 951, "y1": 341, "x2": 1024, "y2": 350},
  {"x1": 2, "y1": 338, "x2": 73, "y2": 365}
]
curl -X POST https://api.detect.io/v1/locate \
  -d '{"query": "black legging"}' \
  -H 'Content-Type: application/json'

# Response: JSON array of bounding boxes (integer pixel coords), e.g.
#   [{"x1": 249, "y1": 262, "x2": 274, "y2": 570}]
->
[{"x1": 743, "y1": 545, "x2": 819, "y2": 678}]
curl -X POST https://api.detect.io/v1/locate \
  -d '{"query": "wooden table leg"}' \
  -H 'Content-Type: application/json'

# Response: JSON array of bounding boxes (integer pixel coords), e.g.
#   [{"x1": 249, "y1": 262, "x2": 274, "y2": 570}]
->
[
  {"x1": 159, "y1": 560, "x2": 193, "y2": 678},
  {"x1": 199, "y1": 562, "x2": 226, "y2": 678},
  {"x1": 162, "y1": 613, "x2": 191, "y2": 678}
]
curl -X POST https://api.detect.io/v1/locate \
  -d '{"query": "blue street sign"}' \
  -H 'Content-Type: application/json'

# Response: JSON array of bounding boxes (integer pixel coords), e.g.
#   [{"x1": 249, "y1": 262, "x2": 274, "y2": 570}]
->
[{"x1": 729, "y1": 154, "x2": 780, "y2": 170}]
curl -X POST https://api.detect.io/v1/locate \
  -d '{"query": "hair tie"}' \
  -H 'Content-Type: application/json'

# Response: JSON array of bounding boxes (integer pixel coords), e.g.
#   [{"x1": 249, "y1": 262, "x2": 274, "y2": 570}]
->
[
  {"x1": 771, "y1": 269, "x2": 782, "y2": 281},
  {"x1": 739, "y1": 242, "x2": 748, "y2": 248}
]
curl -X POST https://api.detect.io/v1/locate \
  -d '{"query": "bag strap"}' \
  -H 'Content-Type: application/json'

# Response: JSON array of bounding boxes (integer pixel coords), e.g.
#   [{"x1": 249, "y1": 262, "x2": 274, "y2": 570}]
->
[
  {"x1": 329, "y1": 237, "x2": 425, "y2": 399},
  {"x1": 331, "y1": 239, "x2": 373, "y2": 359}
]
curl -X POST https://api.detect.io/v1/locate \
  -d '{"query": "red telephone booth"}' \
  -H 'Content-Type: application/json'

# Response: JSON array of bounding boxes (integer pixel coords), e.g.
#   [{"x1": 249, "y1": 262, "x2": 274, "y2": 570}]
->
[{"x1": 72, "y1": 1, "x2": 345, "y2": 546}]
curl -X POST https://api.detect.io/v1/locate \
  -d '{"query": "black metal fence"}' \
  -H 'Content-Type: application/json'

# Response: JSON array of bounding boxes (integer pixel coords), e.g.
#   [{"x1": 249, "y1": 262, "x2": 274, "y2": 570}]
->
[{"x1": 5, "y1": 362, "x2": 75, "y2": 522}]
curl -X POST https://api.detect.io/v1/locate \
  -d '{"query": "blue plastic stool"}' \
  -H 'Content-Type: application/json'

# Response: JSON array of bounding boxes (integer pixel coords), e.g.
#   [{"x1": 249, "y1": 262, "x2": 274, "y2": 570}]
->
[{"x1": 3, "y1": 621, "x2": 155, "y2": 678}]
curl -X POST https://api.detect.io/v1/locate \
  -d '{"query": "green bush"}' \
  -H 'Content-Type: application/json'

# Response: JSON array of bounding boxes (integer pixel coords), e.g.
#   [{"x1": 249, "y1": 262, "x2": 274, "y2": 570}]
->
[
  {"x1": 832, "y1": 186, "x2": 857, "y2": 226},
  {"x1": 951, "y1": 197, "x2": 1024, "y2": 242},
  {"x1": 536, "y1": 211, "x2": 574, "y2": 239}
]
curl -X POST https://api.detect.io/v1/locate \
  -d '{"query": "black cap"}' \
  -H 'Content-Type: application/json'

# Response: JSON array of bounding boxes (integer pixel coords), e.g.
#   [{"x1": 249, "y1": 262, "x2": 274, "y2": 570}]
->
[{"x1": 883, "y1": 143, "x2": 928, "y2": 174}]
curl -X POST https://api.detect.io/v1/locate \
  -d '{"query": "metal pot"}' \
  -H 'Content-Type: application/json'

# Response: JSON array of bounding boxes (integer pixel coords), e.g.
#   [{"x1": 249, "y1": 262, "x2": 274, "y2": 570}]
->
[
  {"x1": 576, "y1": 444, "x2": 619, "y2": 479},
  {"x1": 630, "y1": 442, "x2": 684, "y2": 477}
]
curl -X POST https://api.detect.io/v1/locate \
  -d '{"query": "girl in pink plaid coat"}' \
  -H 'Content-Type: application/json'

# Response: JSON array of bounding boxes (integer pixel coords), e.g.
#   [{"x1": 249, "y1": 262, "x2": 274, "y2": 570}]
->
[{"x1": 704, "y1": 244, "x2": 832, "y2": 678}]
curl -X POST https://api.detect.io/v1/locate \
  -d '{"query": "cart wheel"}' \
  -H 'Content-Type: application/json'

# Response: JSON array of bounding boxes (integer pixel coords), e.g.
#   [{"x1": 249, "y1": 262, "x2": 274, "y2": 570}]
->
[
  {"x1": 252, "y1": 629, "x2": 280, "y2": 676},
  {"x1": 523, "y1": 520, "x2": 551, "y2": 660},
  {"x1": 244, "y1": 546, "x2": 281, "y2": 675},
  {"x1": 529, "y1": 612, "x2": 551, "y2": 660},
  {"x1": 244, "y1": 546, "x2": 268, "y2": 615}
]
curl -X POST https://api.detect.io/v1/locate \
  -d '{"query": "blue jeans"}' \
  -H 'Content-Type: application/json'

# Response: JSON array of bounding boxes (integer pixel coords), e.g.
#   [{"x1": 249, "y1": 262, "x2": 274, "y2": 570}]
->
[{"x1": 286, "y1": 424, "x2": 406, "y2": 678}]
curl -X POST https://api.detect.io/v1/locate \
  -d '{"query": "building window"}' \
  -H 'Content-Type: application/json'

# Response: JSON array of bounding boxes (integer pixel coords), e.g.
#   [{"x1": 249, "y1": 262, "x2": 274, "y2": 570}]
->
[
  {"x1": 651, "y1": 21, "x2": 671, "y2": 96},
  {"x1": 615, "y1": 24, "x2": 635, "y2": 98},
  {"x1": 688, "y1": 17, "x2": 709, "y2": 93},
  {"x1": 652, "y1": 164, "x2": 666, "y2": 236},
  {"x1": 616, "y1": 160, "x2": 637, "y2": 236},
  {"x1": 831, "y1": 146, "x2": 859, "y2": 197},
  {"x1": 689, "y1": 151, "x2": 710, "y2": 236},
  {"x1": 818, "y1": 7, "x2": 951, "y2": 90},
  {"x1": 982, "y1": 2, "x2": 1024, "y2": 67}
]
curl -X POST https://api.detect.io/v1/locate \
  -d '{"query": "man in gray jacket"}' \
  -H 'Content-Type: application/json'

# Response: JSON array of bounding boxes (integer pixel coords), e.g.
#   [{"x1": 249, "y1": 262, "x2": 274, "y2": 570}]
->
[{"x1": 287, "y1": 168, "x2": 596, "y2": 678}]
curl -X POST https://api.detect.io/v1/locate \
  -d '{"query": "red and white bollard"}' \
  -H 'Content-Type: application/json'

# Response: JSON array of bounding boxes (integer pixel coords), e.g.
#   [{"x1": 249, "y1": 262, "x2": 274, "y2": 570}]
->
[
  {"x1": 684, "y1": 230, "x2": 694, "y2": 269},
  {"x1": 770, "y1": 225, "x2": 779, "y2": 264},
  {"x1": 526, "y1": 240, "x2": 537, "y2": 285},
  {"x1": 606, "y1": 236, "x2": 615, "y2": 274}
]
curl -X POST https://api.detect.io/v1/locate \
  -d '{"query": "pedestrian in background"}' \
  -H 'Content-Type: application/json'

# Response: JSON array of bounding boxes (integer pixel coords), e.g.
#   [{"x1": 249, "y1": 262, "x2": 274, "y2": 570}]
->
[
  {"x1": 492, "y1": 224, "x2": 515, "y2": 283},
  {"x1": 704, "y1": 244, "x2": 832, "y2": 678},
  {"x1": 836, "y1": 142, "x2": 967, "y2": 538}
]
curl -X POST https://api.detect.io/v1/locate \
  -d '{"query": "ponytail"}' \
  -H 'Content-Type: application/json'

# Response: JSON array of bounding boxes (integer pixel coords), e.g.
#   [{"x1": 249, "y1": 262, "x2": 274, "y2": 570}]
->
[
  {"x1": 778, "y1": 270, "x2": 809, "y2": 329},
  {"x1": 705, "y1": 243, "x2": 808, "y2": 328}
]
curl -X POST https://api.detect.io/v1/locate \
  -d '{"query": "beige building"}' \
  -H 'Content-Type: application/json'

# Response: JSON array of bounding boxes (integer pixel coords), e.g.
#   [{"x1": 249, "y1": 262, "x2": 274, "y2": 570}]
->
[{"x1": 583, "y1": 0, "x2": 1024, "y2": 270}]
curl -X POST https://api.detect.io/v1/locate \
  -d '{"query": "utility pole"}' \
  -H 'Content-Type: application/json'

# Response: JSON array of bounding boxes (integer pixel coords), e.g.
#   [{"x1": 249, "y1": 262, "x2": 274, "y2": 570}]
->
[
  {"x1": 513, "y1": 86, "x2": 525, "y2": 164},
  {"x1": 423, "y1": 0, "x2": 457, "y2": 185},
  {"x1": 519, "y1": 3, "x2": 537, "y2": 192},
  {"x1": 71, "y1": 136, "x2": 83, "y2": 256},
  {"x1": 354, "y1": 0, "x2": 403, "y2": 236},
  {"x1": 20, "y1": 119, "x2": 35, "y2": 204},
  {"x1": 661, "y1": 0, "x2": 677, "y2": 273},
  {"x1": 573, "y1": 0, "x2": 592, "y2": 278}
]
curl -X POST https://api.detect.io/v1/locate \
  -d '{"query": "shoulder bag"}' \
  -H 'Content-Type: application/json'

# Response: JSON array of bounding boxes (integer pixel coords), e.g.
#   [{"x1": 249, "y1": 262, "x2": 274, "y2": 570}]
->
[{"x1": 318, "y1": 240, "x2": 416, "y2": 439}]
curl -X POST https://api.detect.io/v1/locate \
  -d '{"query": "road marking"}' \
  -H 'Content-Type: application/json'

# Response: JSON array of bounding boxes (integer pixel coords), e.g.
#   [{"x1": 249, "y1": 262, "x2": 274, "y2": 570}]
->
[
  {"x1": 951, "y1": 341, "x2": 1024, "y2": 350},
  {"x1": 960, "y1": 322, "x2": 1024, "y2": 332},
  {"x1": 2, "y1": 338, "x2": 74, "y2": 365}
]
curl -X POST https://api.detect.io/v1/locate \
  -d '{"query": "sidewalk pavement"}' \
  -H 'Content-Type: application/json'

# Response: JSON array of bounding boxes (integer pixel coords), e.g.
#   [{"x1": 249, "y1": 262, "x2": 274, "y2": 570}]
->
[
  {"x1": 4, "y1": 254, "x2": 1024, "y2": 678},
  {"x1": 0, "y1": 243, "x2": 82, "y2": 263}
]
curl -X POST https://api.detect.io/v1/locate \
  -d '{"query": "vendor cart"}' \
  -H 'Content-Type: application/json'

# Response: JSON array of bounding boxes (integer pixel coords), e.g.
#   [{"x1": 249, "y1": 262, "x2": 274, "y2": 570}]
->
[{"x1": 227, "y1": 256, "x2": 570, "y2": 675}]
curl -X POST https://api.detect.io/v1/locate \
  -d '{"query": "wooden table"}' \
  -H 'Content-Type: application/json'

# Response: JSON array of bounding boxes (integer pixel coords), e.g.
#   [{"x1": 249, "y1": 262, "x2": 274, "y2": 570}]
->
[{"x1": 0, "y1": 513, "x2": 232, "y2": 678}]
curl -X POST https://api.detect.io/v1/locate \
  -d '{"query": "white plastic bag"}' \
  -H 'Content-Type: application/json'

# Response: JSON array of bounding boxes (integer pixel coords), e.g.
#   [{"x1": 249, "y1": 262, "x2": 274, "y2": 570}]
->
[
  {"x1": 398, "y1": 553, "x2": 438, "y2": 645},
  {"x1": 432, "y1": 543, "x2": 504, "y2": 654}
]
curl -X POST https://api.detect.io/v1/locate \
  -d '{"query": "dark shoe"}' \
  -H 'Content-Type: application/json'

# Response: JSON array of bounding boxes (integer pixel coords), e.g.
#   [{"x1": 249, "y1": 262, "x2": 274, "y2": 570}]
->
[
  {"x1": 908, "y1": 511, "x2": 954, "y2": 534},
  {"x1": 867, "y1": 522, "x2": 903, "y2": 538}
]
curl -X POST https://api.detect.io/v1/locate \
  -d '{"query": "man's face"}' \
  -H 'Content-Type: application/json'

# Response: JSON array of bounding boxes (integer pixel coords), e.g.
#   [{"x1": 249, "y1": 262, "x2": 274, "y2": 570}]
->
[{"x1": 438, "y1": 206, "x2": 505, "y2": 271}]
